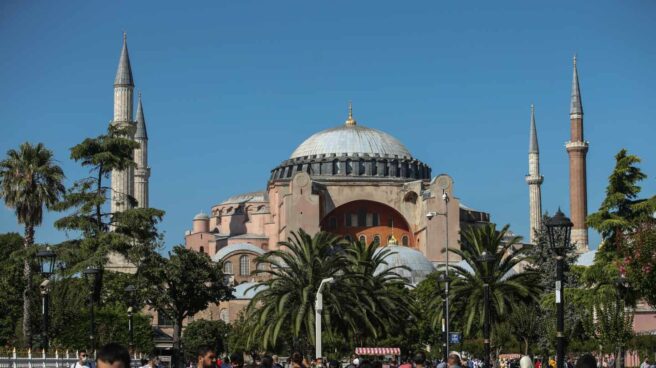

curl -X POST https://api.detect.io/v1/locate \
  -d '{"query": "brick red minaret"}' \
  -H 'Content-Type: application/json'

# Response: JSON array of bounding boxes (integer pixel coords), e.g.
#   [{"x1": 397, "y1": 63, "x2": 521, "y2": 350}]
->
[{"x1": 566, "y1": 56, "x2": 589, "y2": 253}]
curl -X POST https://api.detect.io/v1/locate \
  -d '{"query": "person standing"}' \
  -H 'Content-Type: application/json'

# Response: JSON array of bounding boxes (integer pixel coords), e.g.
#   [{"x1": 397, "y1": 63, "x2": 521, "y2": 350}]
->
[
  {"x1": 196, "y1": 346, "x2": 217, "y2": 368},
  {"x1": 447, "y1": 354, "x2": 462, "y2": 368}
]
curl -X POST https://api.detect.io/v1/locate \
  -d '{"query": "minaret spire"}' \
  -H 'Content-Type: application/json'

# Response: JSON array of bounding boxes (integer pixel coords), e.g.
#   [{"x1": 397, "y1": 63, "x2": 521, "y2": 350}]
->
[
  {"x1": 566, "y1": 55, "x2": 590, "y2": 253},
  {"x1": 114, "y1": 33, "x2": 134, "y2": 87},
  {"x1": 133, "y1": 92, "x2": 150, "y2": 208},
  {"x1": 529, "y1": 104, "x2": 539, "y2": 154},
  {"x1": 526, "y1": 104, "x2": 543, "y2": 244},
  {"x1": 570, "y1": 55, "x2": 583, "y2": 117}
]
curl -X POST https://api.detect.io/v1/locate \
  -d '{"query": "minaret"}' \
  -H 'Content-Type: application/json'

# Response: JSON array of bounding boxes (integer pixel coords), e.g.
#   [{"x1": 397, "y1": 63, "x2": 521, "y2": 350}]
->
[
  {"x1": 566, "y1": 56, "x2": 590, "y2": 253},
  {"x1": 111, "y1": 33, "x2": 135, "y2": 213},
  {"x1": 526, "y1": 104, "x2": 543, "y2": 244},
  {"x1": 134, "y1": 93, "x2": 150, "y2": 208}
]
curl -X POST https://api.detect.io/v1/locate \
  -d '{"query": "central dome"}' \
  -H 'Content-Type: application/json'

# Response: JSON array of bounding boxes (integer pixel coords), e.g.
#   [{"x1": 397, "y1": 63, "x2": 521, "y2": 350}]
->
[
  {"x1": 290, "y1": 104, "x2": 412, "y2": 159},
  {"x1": 290, "y1": 124, "x2": 413, "y2": 159}
]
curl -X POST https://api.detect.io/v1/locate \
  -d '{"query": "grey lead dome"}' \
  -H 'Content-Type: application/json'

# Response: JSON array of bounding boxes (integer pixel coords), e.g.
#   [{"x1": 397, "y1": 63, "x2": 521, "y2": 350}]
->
[{"x1": 290, "y1": 124, "x2": 413, "y2": 160}]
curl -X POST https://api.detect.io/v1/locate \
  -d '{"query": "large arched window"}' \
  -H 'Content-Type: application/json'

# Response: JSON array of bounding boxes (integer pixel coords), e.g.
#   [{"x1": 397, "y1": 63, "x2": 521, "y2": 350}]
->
[
  {"x1": 220, "y1": 308, "x2": 229, "y2": 323},
  {"x1": 373, "y1": 235, "x2": 381, "y2": 245},
  {"x1": 223, "y1": 261, "x2": 233, "y2": 274},
  {"x1": 402, "y1": 235, "x2": 409, "y2": 246},
  {"x1": 239, "y1": 255, "x2": 250, "y2": 276},
  {"x1": 199, "y1": 246, "x2": 205, "y2": 254}
]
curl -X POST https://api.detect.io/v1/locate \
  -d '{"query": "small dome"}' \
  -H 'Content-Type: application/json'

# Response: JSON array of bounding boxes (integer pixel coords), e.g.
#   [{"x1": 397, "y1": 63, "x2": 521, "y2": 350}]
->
[
  {"x1": 193, "y1": 212, "x2": 209, "y2": 220},
  {"x1": 290, "y1": 124, "x2": 412, "y2": 160},
  {"x1": 233, "y1": 282, "x2": 267, "y2": 300},
  {"x1": 375, "y1": 245, "x2": 435, "y2": 285}
]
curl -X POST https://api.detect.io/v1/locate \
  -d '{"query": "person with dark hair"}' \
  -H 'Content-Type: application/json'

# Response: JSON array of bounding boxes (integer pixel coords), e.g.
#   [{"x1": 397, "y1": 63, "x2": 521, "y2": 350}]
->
[
  {"x1": 72, "y1": 350, "x2": 92, "y2": 368},
  {"x1": 96, "y1": 343, "x2": 131, "y2": 368},
  {"x1": 290, "y1": 353, "x2": 303, "y2": 368},
  {"x1": 414, "y1": 352, "x2": 427, "y2": 368},
  {"x1": 261, "y1": 356, "x2": 274, "y2": 368},
  {"x1": 195, "y1": 345, "x2": 217, "y2": 368},
  {"x1": 231, "y1": 353, "x2": 244, "y2": 368},
  {"x1": 575, "y1": 355, "x2": 597, "y2": 368}
]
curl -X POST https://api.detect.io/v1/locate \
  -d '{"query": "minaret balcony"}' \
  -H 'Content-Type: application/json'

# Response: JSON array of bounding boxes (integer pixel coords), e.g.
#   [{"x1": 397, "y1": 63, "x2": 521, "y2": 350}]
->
[{"x1": 565, "y1": 140, "x2": 589, "y2": 152}]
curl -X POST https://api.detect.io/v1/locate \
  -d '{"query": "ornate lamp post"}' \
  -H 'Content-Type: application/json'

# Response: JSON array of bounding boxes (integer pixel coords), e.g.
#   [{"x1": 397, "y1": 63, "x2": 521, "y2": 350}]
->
[
  {"x1": 545, "y1": 209, "x2": 573, "y2": 368},
  {"x1": 83, "y1": 267, "x2": 102, "y2": 354},
  {"x1": 478, "y1": 250, "x2": 496, "y2": 368},
  {"x1": 35, "y1": 247, "x2": 57, "y2": 353},
  {"x1": 125, "y1": 284, "x2": 137, "y2": 353}
]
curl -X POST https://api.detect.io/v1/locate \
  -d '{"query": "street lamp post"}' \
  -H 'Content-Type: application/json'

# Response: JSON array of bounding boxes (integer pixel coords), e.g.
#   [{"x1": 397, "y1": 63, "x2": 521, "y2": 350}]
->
[
  {"x1": 125, "y1": 284, "x2": 137, "y2": 353},
  {"x1": 426, "y1": 186, "x2": 451, "y2": 362},
  {"x1": 315, "y1": 277, "x2": 335, "y2": 359},
  {"x1": 478, "y1": 250, "x2": 496, "y2": 368},
  {"x1": 35, "y1": 247, "x2": 57, "y2": 353},
  {"x1": 545, "y1": 209, "x2": 573, "y2": 368},
  {"x1": 83, "y1": 267, "x2": 102, "y2": 354},
  {"x1": 438, "y1": 273, "x2": 451, "y2": 362}
]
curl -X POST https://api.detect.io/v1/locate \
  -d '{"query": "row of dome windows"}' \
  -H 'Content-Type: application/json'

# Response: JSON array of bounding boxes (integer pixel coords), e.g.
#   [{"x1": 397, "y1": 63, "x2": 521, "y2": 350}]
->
[
  {"x1": 344, "y1": 234, "x2": 410, "y2": 246},
  {"x1": 327, "y1": 211, "x2": 399, "y2": 229}
]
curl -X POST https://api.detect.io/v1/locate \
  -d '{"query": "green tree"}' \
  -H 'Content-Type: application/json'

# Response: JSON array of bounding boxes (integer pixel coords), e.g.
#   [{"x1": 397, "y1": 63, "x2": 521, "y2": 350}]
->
[
  {"x1": 141, "y1": 246, "x2": 233, "y2": 368},
  {"x1": 0, "y1": 233, "x2": 27, "y2": 346},
  {"x1": 246, "y1": 231, "x2": 411, "y2": 353},
  {"x1": 582, "y1": 292, "x2": 634, "y2": 358},
  {"x1": 0, "y1": 143, "x2": 65, "y2": 347},
  {"x1": 246, "y1": 230, "x2": 346, "y2": 352},
  {"x1": 55, "y1": 125, "x2": 164, "y2": 272},
  {"x1": 447, "y1": 224, "x2": 543, "y2": 336},
  {"x1": 588, "y1": 149, "x2": 655, "y2": 260},
  {"x1": 507, "y1": 303, "x2": 541, "y2": 355},
  {"x1": 623, "y1": 222, "x2": 656, "y2": 306},
  {"x1": 182, "y1": 320, "x2": 231, "y2": 360}
]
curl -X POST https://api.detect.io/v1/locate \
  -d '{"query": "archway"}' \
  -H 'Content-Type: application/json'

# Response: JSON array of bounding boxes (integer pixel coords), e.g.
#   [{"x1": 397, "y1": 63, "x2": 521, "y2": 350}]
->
[{"x1": 320, "y1": 200, "x2": 415, "y2": 247}]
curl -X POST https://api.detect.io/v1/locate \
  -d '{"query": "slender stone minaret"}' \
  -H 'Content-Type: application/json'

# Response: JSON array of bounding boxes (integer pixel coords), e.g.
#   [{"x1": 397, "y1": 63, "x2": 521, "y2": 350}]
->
[
  {"x1": 566, "y1": 56, "x2": 590, "y2": 253},
  {"x1": 133, "y1": 93, "x2": 150, "y2": 208},
  {"x1": 111, "y1": 33, "x2": 135, "y2": 213},
  {"x1": 526, "y1": 104, "x2": 543, "y2": 244}
]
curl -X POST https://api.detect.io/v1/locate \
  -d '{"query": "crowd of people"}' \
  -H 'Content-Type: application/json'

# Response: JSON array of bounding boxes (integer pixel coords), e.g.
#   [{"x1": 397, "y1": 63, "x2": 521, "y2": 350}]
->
[{"x1": 73, "y1": 342, "x2": 656, "y2": 368}]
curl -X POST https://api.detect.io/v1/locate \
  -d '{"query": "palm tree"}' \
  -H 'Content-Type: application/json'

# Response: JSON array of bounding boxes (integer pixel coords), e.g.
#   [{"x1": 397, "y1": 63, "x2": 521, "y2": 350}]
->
[
  {"x1": 339, "y1": 240, "x2": 411, "y2": 344},
  {"x1": 0, "y1": 142, "x2": 65, "y2": 347},
  {"x1": 447, "y1": 224, "x2": 543, "y2": 336},
  {"x1": 246, "y1": 230, "x2": 347, "y2": 350},
  {"x1": 246, "y1": 230, "x2": 411, "y2": 351}
]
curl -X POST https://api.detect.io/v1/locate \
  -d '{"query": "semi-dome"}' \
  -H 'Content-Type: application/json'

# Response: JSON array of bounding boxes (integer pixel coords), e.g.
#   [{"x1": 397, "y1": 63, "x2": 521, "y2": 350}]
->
[
  {"x1": 290, "y1": 125, "x2": 412, "y2": 160},
  {"x1": 374, "y1": 245, "x2": 435, "y2": 286}
]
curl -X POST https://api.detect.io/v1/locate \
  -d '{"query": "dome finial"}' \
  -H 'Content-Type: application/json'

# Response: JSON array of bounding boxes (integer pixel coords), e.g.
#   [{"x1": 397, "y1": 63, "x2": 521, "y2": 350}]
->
[{"x1": 345, "y1": 100, "x2": 357, "y2": 126}]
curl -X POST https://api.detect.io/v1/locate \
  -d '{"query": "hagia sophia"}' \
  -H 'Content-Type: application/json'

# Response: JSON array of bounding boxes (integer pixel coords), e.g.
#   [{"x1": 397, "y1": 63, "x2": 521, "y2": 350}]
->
[{"x1": 103, "y1": 34, "x2": 655, "y2": 347}]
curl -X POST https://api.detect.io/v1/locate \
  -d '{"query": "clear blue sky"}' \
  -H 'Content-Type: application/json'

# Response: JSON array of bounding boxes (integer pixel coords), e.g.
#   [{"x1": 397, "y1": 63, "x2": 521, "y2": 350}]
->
[{"x1": 1, "y1": 1, "x2": 655, "y2": 251}]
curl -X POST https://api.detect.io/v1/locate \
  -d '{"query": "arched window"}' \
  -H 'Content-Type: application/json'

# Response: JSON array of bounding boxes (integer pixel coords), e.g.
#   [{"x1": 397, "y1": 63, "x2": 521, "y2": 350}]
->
[
  {"x1": 223, "y1": 261, "x2": 233, "y2": 274},
  {"x1": 240, "y1": 255, "x2": 250, "y2": 276},
  {"x1": 220, "y1": 308, "x2": 229, "y2": 323},
  {"x1": 359, "y1": 235, "x2": 366, "y2": 244},
  {"x1": 199, "y1": 246, "x2": 205, "y2": 254},
  {"x1": 373, "y1": 235, "x2": 381, "y2": 245},
  {"x1": 402, "y1": 235, "x2": 409, "y2": 246}
]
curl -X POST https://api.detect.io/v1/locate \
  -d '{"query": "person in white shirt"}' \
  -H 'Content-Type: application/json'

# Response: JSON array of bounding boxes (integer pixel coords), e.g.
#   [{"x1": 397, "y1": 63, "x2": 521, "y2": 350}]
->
[{"x1": 72, "y1": 350, "x2": 92, "y2": 368}]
